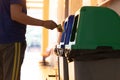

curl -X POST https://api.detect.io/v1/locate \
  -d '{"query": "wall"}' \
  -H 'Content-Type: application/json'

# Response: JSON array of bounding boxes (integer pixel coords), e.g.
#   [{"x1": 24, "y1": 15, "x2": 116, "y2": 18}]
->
[
  {"x1": 107, "y1": 0, "x2": 120, "y2": 15},
  {"x1": 57, "y1": 0, "x2": 65, "y2": 24},
  {"x1": 69, "y1": 0, "x2": 82, "y2": 15}
]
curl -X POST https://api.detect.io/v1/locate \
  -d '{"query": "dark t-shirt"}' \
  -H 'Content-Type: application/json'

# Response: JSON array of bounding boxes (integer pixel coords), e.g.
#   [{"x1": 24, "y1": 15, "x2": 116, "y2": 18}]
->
[{"x1": 0, "y1": 0, "x2": 27, "y2": 43}]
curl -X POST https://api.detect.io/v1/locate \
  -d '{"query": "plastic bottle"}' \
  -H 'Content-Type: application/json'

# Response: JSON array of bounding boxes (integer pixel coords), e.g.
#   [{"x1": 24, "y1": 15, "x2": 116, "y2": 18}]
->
[{"x1": 57, "y1": 24, "x2": 64, "y2": 32}]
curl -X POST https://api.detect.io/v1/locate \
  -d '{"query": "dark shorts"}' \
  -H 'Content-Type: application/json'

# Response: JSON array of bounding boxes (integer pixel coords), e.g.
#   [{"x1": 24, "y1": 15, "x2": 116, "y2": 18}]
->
[{"x1": 0, "y1": 41, "x2": 26, "y2": 80}]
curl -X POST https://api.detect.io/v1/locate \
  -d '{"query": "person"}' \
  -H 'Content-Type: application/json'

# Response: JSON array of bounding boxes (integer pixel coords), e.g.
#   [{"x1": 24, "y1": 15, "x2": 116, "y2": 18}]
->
[{"x1": 0, "y1": 0, "x2": 59, "y2": 80}]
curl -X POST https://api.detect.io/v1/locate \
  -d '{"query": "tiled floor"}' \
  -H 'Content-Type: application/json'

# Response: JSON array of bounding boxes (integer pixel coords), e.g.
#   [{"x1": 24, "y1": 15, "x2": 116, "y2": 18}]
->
[{"x1": 21, "y1": 48, "x2": 59, "y2": 80}]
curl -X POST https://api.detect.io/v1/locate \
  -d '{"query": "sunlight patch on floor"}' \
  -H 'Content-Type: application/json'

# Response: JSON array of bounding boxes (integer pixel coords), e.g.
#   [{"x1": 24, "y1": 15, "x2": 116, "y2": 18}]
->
[{"x1": 21, "y1": 49, "x2": 58, "y2": 80}]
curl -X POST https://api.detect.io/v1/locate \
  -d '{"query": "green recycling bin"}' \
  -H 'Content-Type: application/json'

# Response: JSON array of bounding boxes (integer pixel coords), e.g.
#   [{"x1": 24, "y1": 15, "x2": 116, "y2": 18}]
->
[{"x1": 66, "y1": 6, "x2": 120, "y2": 61}]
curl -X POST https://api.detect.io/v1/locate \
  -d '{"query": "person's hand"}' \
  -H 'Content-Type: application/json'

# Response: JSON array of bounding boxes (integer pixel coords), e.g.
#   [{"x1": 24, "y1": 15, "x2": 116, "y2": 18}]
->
[
  {"x1": 43, "y1": 20, "x2": 58, "y2": 30},
  {"x1": 56, "y1": 21, "x2": 65, "y2": 32},
  {"x1": 57, "y1": 24, "x2": 64, "y2": 32}
]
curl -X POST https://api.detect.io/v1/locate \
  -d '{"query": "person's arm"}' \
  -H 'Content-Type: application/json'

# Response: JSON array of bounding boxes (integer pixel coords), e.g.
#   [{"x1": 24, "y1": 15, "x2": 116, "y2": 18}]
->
[{"x1": 10, "y1": 4, "x2": 57, "y2": 29}]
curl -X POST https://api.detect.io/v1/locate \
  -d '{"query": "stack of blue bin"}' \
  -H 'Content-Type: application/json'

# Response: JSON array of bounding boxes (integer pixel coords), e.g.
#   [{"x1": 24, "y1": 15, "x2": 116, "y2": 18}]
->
[
  {"x1": 57, "y1": 15, "x2": 75, "y2": 56},
  {"x1": 56, "y1": 15, "x2": 75, "y2": 80}
]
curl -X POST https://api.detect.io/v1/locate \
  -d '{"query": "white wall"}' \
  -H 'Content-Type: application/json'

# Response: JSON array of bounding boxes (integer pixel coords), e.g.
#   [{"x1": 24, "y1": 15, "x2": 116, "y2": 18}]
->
[{"x1": 69, "y1": 0, "x2": 82, "y2": 15}]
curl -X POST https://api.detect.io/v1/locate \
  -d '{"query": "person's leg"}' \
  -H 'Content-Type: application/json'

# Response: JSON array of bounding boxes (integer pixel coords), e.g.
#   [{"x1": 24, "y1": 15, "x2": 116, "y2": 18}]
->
[
  {"x1": 0, "y1": 46, "x2": 3, "y2": 80},
  {"x1": 0, "y1": 41, "x2": 26, "y2": 80}
]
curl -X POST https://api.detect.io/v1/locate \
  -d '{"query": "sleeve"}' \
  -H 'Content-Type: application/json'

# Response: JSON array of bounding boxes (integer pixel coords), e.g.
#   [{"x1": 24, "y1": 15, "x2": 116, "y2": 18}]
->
[{"x1": 10, "y1": 0, "x2": 22, "y2": 4}]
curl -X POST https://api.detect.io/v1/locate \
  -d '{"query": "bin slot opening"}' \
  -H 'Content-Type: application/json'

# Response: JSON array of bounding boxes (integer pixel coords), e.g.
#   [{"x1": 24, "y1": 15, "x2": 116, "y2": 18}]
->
[{"x1": 70, "y1": 15, "x2": 79, "y2": 42}]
